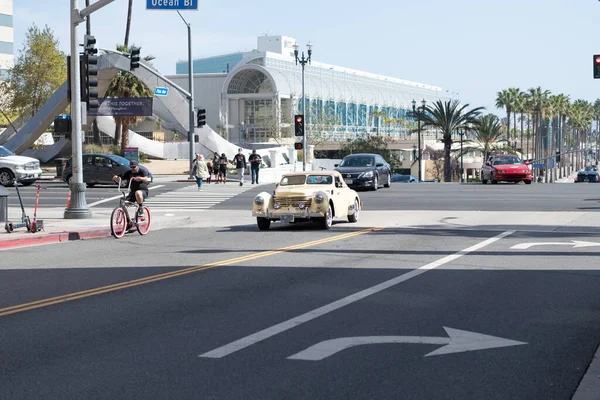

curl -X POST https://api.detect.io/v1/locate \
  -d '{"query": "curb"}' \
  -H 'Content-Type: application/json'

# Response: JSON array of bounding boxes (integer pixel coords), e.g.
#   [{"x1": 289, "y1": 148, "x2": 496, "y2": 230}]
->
[{"x1": 0, "y1": 227, "x2": 112, "y2": 250}]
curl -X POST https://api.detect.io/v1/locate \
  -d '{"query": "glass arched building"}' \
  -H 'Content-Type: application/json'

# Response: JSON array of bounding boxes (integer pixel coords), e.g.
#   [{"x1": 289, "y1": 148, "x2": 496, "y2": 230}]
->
[{"x1": 175, "y1": 35, "x2": 457, "y2": 145}]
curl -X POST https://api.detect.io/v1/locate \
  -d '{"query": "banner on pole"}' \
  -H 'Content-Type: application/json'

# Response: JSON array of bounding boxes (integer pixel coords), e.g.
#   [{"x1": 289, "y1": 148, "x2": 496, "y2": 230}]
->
[{"x1": 88, "y1": 98, "x2": 153, "y2": 117}]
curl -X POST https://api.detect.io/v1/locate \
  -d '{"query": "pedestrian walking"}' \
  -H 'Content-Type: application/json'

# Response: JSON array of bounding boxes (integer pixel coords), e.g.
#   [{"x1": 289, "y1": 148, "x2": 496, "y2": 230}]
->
[
  {"x1": 219, "y1": 152, "x2": 229, "y2": 184},
  {"x1": 192, "y1": 154, "x2": 209, "y2": 191},
  {"x1": 233, "y1": 148, "x2": 247, "y2": 186},
  {"x1": 212, "y1": 152, "x2": 221, "y2": 183},
  {"x1": 248, "y1": 149, "x2": 262, "y2": 184},
  {"x1": 206, "y1": 161, "x2": 213, "y2": 184}
]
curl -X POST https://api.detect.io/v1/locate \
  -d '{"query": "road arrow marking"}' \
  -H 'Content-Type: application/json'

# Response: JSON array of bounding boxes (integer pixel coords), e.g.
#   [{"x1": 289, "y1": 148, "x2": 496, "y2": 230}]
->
[
  {"x1": 510, "y1": 241, "x2": 600, "y2": 250},
  {"x1": 287, "y1": 327, "x2": 526, "y2": 360}
]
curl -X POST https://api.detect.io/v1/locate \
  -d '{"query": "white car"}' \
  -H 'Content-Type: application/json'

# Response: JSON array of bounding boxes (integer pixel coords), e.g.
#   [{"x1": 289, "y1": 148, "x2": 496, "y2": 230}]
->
[
  {"x1": 0, "y1": 146, "x2": 43, "y2": 186},
  {"x1": 252, "y1": 170, "x2": 362, "y2": 230}
]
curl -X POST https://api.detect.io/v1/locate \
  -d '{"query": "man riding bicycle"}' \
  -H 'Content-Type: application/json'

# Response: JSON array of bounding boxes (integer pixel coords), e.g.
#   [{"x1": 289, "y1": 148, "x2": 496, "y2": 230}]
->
[{"x1": 112, "y1": 160, "x2": 149, "y2": 216}]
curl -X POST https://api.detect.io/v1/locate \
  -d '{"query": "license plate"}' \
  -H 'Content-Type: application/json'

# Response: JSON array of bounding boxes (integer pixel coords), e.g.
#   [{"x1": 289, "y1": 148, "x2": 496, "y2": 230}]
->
[
  {"x1": 280, "y1": 214, "x2": 294, "y2": 223},
  {"x1": 345, "y1": 178, "x2": 353, "y2": 184}
]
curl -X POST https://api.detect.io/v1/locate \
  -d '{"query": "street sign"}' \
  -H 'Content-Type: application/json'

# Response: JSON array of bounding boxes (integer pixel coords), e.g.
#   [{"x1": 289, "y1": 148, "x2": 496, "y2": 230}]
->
[
  {"x1": 154, "y1": 87, "x2": 169, "y2": 96},
  {"x1": 124, "y1": 147, "x2": 139, "y2": 163},
  {"x1": 146, "y1": 0, "x2": 198, "y2": 10},
  {"x1": 532, "y1": 163, "x2": 545, "y2": 169},
  {"x1": 88, "y1": 98, "x2": 153, "y2": 117}
]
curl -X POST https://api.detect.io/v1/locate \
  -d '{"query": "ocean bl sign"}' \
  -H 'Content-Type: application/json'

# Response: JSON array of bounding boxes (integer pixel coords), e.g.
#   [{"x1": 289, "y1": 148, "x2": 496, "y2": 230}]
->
[{"x1": 146, "y1": 0, "x2": 198, "y2": 10}]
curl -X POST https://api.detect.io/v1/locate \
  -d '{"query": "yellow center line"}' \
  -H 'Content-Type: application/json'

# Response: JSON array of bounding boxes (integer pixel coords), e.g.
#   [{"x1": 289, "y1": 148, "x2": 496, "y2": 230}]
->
[{"x1": 0, "y1": 228, "x2": 381, "y2": 318}]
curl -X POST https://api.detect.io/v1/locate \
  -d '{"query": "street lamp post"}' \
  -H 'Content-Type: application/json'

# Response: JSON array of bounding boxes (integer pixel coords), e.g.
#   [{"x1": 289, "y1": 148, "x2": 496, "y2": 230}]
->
[
  {"x1": 412, "y1": 99, "x2": 426, "y2": 182},
  {"x1": 459, "y1": 128, "x2": 466, "y2": 183},
  {"x1": 177, "y1": 11, "x2": 196, "y2": 179},
  {"x1": 294, "y1": 41, "x2": 312, "y2": 171}
]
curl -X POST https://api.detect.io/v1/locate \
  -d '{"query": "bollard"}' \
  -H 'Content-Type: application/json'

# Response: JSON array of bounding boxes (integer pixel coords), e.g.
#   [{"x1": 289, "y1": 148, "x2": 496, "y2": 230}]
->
[{"x1": 0, "y1": 186, "x2": 8, "y2": 224}]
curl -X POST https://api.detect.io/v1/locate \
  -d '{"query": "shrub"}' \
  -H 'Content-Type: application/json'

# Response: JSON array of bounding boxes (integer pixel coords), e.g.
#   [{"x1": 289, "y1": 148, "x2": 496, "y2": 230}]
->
[{"x1": 83, "y1": 144, "x2": 104, "y2": 154}]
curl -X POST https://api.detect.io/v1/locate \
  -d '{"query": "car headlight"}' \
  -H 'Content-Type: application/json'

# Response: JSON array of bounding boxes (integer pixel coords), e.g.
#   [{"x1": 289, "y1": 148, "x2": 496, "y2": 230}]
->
[
  {"x1": 497, "y1": 170, "x2": 506, "y2": 173},
  {"x1": 254, "y1": 195, "x2": 264, "y2": 206},
  {"x1": 314, "y1": 193, "x2": 324, "y2": 204},
  {"x1": 360, "y1": 171, "x2": 374, "y2": 179},
  {"x1": 298, "y1": 202, "x2": 306, "y2": 209},
  {"x1": 274, "y1": 202, "x2": 281, "y2": 209}
]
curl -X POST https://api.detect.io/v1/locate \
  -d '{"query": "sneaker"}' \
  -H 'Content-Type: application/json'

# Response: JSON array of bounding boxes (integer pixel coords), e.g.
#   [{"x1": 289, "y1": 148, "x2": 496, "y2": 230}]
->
[
  {"x1": 240, "y1": 182, "x2": 243, "y2": 186},
  {"x1": 137, "y1": 206, "x2": 144, "y2": 217}
]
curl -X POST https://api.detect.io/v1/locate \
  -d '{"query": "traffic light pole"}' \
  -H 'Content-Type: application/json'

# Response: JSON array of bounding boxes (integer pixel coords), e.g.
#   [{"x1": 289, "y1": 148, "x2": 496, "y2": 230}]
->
[
  {"x1": 65, "y1": 0, "x2": 115, "y2": 219},
  {"x1": 177, "y1": 11, "x2": 195, "y2": 179}
]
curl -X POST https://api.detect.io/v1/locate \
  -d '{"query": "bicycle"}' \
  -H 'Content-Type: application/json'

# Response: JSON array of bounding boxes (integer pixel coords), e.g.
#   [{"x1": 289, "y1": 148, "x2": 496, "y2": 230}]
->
[{"x1": 110, "y1": 178, "x2": 151, "y2": 238}]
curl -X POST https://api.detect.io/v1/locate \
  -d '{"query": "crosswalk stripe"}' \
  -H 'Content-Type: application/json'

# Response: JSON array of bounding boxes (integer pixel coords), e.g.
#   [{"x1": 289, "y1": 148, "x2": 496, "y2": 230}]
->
[{"x1": 144, "y1": 183, "x2": 257, "y2": 211}]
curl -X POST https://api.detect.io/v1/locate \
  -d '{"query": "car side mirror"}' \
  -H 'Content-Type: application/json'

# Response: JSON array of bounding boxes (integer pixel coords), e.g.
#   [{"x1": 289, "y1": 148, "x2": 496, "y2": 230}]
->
[
  {"x1": 376, "y1": 163, "x2": 384, "y2": 167},
  {"x1": 334, "y1": 164, "x2": 339, "y2": 167},
  {"x1": 524, "y1": 161, "x2": 530, "y2": 165}
]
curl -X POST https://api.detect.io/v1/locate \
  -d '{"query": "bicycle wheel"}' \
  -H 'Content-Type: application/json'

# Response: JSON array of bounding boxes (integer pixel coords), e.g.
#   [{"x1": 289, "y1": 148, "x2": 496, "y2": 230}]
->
[
  {"x1": 110, "y1": 208, "x2": 127, "y2": 238},
  {"x1": 136, "y1": 206, "x2": 151, "y2": 235}
]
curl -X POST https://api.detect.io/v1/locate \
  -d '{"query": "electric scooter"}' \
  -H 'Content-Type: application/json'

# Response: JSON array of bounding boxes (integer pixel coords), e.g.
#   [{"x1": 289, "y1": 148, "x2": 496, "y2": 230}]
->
[
  {"x1": 4, "y1": 181, "x2": 31, "y2": 233},
  {"x1": 29, "y1": 184, "x2": 46, "y2": 233}
]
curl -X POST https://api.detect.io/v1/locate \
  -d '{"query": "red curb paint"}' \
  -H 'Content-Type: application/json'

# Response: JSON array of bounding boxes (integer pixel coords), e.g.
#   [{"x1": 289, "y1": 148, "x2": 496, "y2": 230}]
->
[{"x1": 0, "y1": 228, "x2": 112, "y2": 250}]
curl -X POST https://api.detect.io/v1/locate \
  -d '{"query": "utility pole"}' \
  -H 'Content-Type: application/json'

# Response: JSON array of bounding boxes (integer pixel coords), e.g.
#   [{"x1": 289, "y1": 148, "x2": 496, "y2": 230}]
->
[
  {"x1": 294, "y1": 42, "x2": 313, "y2": 171},
  {"x1": 177, "y1": 11, "x2": 195, "y2": 178}
]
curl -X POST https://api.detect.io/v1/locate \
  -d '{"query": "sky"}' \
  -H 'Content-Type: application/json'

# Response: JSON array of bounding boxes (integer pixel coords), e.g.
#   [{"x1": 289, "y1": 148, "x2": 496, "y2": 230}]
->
[{"x1": 11, "y1": 0, "x2": 600, "y2": 114}]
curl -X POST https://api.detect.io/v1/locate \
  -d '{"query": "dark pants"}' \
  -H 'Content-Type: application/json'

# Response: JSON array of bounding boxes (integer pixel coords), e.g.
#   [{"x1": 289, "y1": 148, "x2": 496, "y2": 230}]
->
[{"x1": 251, "y1": 167, "x2": 260, "y2": 183}]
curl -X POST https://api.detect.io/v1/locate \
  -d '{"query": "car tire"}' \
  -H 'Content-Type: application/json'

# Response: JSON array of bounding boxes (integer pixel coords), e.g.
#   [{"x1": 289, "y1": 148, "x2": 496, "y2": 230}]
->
[
  {"x1": 524, "y1": 180, "x2": 532, "y2": 185},
  {"x1": 372, "y1": 175, "x2": 378, "y2": 191},
  {"x1": 0, "y1": 169, "x2": 15, "y2": 187},
  {"x1": 257, "y1": 217, "x2": 271, "y2": 231},
  {"x1": 319, "y1": 204, "x2": 333, "y2": 229},
  {"x1": 383, "y1": 173, "x2": 391, "y2": 188},
  {"x1": 348, "y1": 199, "x2": 360, "y2": 223}
]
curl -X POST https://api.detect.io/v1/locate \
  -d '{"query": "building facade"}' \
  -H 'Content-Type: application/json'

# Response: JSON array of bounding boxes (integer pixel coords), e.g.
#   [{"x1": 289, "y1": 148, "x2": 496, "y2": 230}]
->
[
  {"x1": 171, "y1": 35, "x2": 457, "y2": 147},
  {"x1": 0, "y1": 0, "x2": 13, "y2": 81}
]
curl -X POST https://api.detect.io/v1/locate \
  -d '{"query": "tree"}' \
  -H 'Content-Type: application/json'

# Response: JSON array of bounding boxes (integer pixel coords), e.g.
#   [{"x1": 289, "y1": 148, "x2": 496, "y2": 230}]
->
[
  {"x1": 338, "y1": 134, "x2": 401, "y2": 171},
  {"x1": 8, "y1": 24, "x2": 66, "y2": 116},
  {"x1": 496, "y1": 88, "x2": 518, "y2": 141},
  {"x1": 458, "y1": 114, "x2": 514, "y2": 161},
  {"x1": 419, "y1": 100, "x2": 484, "y2": 182},
  {"x1": 104, "y1": 45, "x2": 154, "y2": 155}
]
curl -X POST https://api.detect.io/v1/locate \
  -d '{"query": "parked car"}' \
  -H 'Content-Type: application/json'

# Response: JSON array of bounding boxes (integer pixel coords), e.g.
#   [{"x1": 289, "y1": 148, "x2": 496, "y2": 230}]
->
[
  {"x1": 391, "y1": 174, "x2": 417, "y2": 183},
  {"x1": 481, "y1": 154, "x2": 532, "y2": 184},
  {"x1": 252, "y1": 171, "x2": 361, "y2": 230},
  {"x1": 575, "y1": 166, "x2": 599, "y2": 183},
  {"x1": 334, "y1": 153, "x2": 392, "y2": 190},
  {"x1": 62, "y1": 154, "x2": 153, "y2": 187},
  {"x1": 0, "y1": 145, "x2": 43, "y2": 187}
]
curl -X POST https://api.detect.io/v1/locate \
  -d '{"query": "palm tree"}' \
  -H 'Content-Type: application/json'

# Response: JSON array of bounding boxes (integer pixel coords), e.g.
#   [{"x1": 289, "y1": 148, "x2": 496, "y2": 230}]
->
[
  {"x1": 495, "y1": 88, "x2": 518, "y2": 141},
  {"x1": 104, "y1": 45, "x2": 154, "y2": 155},
  {"x1": 458, "y1": 114, "x2": 514, "y2": 161},
  {"x1": 419, "y1": 100, "x2": 484, "y2": 182},
  {"x1": 526, "y1": 87, "x2": 551, "y2": 163},
  {"x1": 369, "y1": 109, "x2": 393, "y2": 135},
  {"x1": 514, "y1": 91, "x2": 528, "y2": 157},
  {"x1": 551, "y1": 94, "x2": 570, "y2": 178}
]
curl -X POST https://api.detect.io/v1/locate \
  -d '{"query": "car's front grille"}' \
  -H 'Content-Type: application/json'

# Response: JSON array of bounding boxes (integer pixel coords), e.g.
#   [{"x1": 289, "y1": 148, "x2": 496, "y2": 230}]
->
[
  {"x1": 275, "y1": 196, "x2": 312, "y2": 208},
  {"x1": 342, "y1": 173, "x2": 361, "y2": 179},
  {"x1": 24, "y1": 162, "x2": 39, "y2": 170}
]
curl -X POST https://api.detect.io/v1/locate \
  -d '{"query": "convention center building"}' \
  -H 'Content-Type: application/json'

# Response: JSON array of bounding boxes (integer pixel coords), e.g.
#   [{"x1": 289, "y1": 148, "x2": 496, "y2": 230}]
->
[{"x1": 168, "y1": 35, "x2": 456, "y2": 147}]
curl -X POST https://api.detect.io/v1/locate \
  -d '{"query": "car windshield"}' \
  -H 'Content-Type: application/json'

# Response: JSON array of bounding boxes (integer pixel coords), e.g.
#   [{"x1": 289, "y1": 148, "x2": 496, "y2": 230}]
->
[
  {"x1": 306, "y1": 175, "x2": 333, "y2": 185},
  {"x1": 280, "y1": 175, "x2": 307, "y2": 186},
  {"x1": 0, "y1": 147, "x2": 15, "y2": 157},
  {"x1": 107, "y1": 155, "x2": 131, "y2": 166},
  {"x1": 585, "y1": 166, "x2": 597, "y2": 172},
  {"x1": 339, "y1": 156, "x2": 375, "y2": 167},
  {"x1": 493, "y1": 156, "x2": 522, "y2": 165}
]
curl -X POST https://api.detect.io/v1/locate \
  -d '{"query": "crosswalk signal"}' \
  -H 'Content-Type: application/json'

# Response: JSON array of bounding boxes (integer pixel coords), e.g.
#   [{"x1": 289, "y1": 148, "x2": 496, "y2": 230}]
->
[
  {"x1": 594, "y1": 55, "x2": 600, "y2": 79},
  {"x1": 84, "y1": 35, "x2": 97, "y2": 56},
  {"x1": 196, "y1": 108, "x2": 206, "y2": 127},
  {"x1": 130, "y1": 47, "x2": 141, "y2": 70},
  {"x1": 294, "y1": 114, "x2": 304, "y2": 136},
  {"x1": 81, "y1": 54, "x2": 99, "y2": 110},
  {"x1": 294, "y1": 142, "x2": 303, "y2": 150}
]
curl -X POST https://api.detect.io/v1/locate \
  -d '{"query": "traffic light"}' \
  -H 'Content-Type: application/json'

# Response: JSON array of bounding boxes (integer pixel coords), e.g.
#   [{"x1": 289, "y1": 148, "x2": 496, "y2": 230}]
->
[
  {"x1": 197, "y1": 108, "x2": 206, "y2": 127},
  {"x1": 594, "y1": 55, "x2": 600, "y2": 79},
  {"x1": 294, "y1": 114, "x2": 304, "y2": 136},
  {"x1": 81, "y1": 54, "x2": 99, "y2": 110},
  {"x1": 556, "y1": 150, "x2": 561, "y2": 163},
  {"x1": 54, "y1": 115, "x2": 72, "y2": 140},
  {"x1": 130, "y1": 47, "x2": 140, "y2": 70},
  {"x1": 83, "y1": 35, "x2": 97, "y2": 56},
  {"x1": 294, "y1": 142, "x2": 303, "y2": 150}
]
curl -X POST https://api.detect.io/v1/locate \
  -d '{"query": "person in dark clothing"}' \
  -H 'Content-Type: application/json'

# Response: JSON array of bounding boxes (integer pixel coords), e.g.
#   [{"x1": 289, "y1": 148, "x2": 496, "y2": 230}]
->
[
  {"x1": 112, "y1": 160, "x2": 149, "y2": 216},
  {"x1": 219, "y1": 153, "x2": 229, "y2": 184},
  {"x1": 212, "y1": 152, "x2": 221, "y2": 183},
  {"x1": 248, "y1": 149, "x2": 262, "y2": 184},
  {"x1": 233, "y1": 148, "x2": 247, "y2": 186}
]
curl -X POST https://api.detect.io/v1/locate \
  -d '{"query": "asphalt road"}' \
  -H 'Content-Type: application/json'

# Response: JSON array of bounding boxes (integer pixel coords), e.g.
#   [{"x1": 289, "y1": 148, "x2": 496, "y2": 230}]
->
[
  {"x1": 1, "y1": 225, "x2": 600, "y2": 399},
  {"x1": 216, "y1": 181, "x2": 600, "y2": 212}
]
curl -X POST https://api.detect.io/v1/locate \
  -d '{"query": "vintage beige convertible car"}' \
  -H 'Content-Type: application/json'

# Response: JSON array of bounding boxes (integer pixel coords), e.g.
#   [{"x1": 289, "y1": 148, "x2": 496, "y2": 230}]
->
[{"x1": 252, "y1": 171, "x2": 361, "y2": 230}]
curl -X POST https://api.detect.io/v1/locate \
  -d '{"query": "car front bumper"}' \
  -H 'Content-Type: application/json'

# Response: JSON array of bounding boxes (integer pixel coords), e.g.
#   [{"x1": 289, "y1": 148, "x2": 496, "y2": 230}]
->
[
  {"x1": 253, "y1": 209, "x2": 326, "y2": 220},
  {"x1": 14, "y1": 167, "x2": 43, "y2": 182},
  {"x1": 494, "y1": 173, "x2": 532, "y2": 181}
]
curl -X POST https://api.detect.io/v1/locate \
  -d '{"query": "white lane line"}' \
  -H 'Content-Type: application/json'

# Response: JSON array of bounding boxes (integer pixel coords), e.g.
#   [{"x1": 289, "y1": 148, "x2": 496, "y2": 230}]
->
[
  {"x1": 87, "y1": 185, "x2": 164, "y2": 207},
  {"x1": 199, "y1": 230, "x2": 516, "y2": 359}
]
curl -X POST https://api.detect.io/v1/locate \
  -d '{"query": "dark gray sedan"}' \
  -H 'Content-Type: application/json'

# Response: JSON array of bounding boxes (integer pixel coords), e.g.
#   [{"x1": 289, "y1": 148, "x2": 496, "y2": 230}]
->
[{"x1": 62, "y1": 154, "x2": 153, "y2": 187}]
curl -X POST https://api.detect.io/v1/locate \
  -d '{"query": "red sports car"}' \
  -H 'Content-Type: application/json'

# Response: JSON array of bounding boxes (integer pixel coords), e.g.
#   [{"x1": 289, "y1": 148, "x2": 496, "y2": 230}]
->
[{"x1": 481, "y1": 154, "x2": 532, "y2": 184}]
